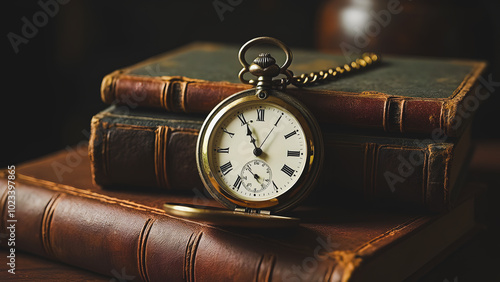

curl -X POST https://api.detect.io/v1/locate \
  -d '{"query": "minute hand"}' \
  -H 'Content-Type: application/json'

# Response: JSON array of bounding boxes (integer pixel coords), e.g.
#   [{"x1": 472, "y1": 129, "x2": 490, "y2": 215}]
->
[
  {"x1": 259, "y1": 115, "x2": 281, "y2": 149},
  {"x1": 258, "y1": 127, "x2": 274, "y2": 149}
]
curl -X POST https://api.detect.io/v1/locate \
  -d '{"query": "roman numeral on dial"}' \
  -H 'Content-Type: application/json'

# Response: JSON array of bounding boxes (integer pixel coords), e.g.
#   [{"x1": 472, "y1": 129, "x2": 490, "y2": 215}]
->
[
  {"x1": 221, "y1": 127, "x2": 234, "y2": 138},
  {"x1": 233, "y1": 175, "x2": 242, "y2": 190},
  {"x1": 287, "y1": 150, "x2": 300, "y2": 157},
  {"x1": 274, "y1": 114, "x2": 282, "y2": 127},
  {"x1": 256, "y1": 108, "x2": 265, "y2": 121},
  {"x1": 237, "y1": 113, "x2": 247, "y2": 126},
  {"x1": 272, "y1": 181, "x2": 279, "y2": 192},
  {"x1": 281, "y1": 164, "x2": 295, "y2": 177},
  {"x1": 216, "y1": 147, "x2": 229, "y2": 153},
  {"x1": 284, "y1": 130, "x2": 297, "y2": 139},
  {"x1": 220, "y1": 161, "x2": 233, "y2": 175}
]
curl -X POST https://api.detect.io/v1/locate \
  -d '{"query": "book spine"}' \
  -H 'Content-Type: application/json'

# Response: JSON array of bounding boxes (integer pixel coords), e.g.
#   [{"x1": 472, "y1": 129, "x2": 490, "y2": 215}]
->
[
  {"x1": 101, "y1": 73, "x2": 457, "y2": 136},
  {"x1": 101, "y1": 72, "x2": 251, "y2": 113},
  {"x1": 319, "y1": 139, "x2": 454, "y2": 212},
  {"x1": 425, "y1": 144, "x2": 453, "y2": 211},
  {"x1": 89, "y1": 113, "x2": 456, "y2": 211},
  {"x1": 0, "y1": 175, "x2": 336, "y2": 281},
  {"x1": 89, "y1": 114, "x2": 203, "y2": 190}
]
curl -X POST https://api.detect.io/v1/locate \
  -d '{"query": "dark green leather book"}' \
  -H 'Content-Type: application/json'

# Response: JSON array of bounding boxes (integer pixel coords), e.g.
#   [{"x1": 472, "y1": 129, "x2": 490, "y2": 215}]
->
[
  {"x1": 89, "y1": 106, "x2": 472, "y2": 211},
  {"x1": 100, "y1": 42, "x2": 487, "y2": 137}
]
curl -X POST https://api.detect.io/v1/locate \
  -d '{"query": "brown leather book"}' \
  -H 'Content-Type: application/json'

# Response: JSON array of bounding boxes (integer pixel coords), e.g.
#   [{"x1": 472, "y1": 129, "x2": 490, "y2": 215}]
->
[
  {"x1": 89, "y1": 106, "x2": 473, "y2": 212},
  {"x1": 0, "y1": 147, "x2": 479, "y2": 281},
  {"x1": 0, "y1": 249, "x2": 108, "y2": 281},
  {"x1": 100, "y1": 42, "x2": 487, "y2": 137}
]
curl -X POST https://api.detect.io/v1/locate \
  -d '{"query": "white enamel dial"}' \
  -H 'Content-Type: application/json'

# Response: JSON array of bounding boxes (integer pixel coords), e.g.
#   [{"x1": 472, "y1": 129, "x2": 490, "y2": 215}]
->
[{"x1": 208, "y1": 103, "x2": 307, "y2": 201}]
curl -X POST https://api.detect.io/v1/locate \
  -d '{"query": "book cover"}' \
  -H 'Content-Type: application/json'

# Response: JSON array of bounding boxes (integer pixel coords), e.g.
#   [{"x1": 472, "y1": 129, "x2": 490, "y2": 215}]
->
[
  {"x1": 89, "y1": 106, "x2": 472, "y2": 211},
  {"x1": 0, "y1": 147, "x2": 478, "y2": 281},
  {"x1": 0, "y1": 248, "x2": 108, "y2": 280},
  {"x1": 100, "y1": 42, "x2": 487, "y2": 137}
]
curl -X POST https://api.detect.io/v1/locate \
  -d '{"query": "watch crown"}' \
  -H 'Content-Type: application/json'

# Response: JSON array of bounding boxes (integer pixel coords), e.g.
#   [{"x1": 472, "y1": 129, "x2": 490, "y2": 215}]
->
[
  {"x1": 249, "y1": 53, "x2": 281, "y2": 78},
  {"x1": 253, "y1": 53, "x2": 276, "y2": 68},
  {"x1": 238, "y1": 37, "x2": 293, "y2": 89}
]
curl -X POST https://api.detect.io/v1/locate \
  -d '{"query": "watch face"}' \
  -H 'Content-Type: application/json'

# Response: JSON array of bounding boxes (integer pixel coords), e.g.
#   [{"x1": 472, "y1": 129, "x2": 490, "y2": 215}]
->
[
  {"x1": 209, "y1": 103, "x2": 307, "y2": 201},
  {"x1": 197, "y1": 89, "x2": 323, "y2": 212}
]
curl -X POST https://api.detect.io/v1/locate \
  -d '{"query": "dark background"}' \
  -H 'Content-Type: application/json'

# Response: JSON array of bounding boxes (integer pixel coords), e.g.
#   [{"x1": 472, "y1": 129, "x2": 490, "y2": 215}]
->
[
  {"x1": 3, "y1": 0, "x2": 500, "y2": 167},
  {"x1": 2, "y1": 1, "x2": 500, "y2": 280}
]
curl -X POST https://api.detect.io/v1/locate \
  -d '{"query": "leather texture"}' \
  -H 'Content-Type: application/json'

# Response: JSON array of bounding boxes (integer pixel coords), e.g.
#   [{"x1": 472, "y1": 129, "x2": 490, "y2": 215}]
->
[
  {"x1": 100, "y1": 42, "x2": 487, "y2": 137},
  {"x1": 0, "y1": 147, "x2": 477, "y2": 281},
  {"x1": 0, "y1": 248, "x2": 108, "y2": 280},
  {"x1": 89, "y1": 106, "x2": 472, "y2": 212}
]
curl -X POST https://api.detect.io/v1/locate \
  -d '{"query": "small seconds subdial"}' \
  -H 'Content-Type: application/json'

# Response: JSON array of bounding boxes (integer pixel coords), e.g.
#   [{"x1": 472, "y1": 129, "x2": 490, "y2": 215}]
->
[{"x1": 241, "y1": 159, "x2": 272, "y2": 193}]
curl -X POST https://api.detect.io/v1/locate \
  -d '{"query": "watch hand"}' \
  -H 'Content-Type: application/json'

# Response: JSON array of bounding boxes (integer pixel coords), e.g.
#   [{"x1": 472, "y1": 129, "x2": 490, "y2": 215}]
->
[
  {"x1": 246, "y1": 124, "x2": 256, "y2": 147},
  {"x1": 246, "y1": 123, "x2": 262, "y2": 156},
  {"x1": 246, "y1": 123, "x2": 253, "y2": 136},
  {"x1": 246, "y1": 166, "x2": 261, "y2": 183},
  {"x1": 246, "y1": 164, "x2": 253, "y2": 174},
  {"x1": 258, "y1": 127, "x2": 274, "y2": 149},
  {"x1": 259, "y1": 114, "x2": 281, "y2": 149},
  {"x1": 274, "y1": 114, "x2": 282, "y2": 127}
]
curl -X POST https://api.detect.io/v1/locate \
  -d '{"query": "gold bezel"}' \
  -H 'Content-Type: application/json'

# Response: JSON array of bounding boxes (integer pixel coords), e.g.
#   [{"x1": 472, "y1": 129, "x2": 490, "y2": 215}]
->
[
  {"x1": 163, "y1": 203, "x2": 300, "y2": 228},
  {"x1": 196, "y1": 89, "x2": 323, "y2": 213}
]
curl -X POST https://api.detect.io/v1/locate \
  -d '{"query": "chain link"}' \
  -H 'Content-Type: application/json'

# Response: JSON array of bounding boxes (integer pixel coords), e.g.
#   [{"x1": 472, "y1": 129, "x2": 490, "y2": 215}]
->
[{"x1": 290, "y1": 53, "x2": 380, "y2": 87}]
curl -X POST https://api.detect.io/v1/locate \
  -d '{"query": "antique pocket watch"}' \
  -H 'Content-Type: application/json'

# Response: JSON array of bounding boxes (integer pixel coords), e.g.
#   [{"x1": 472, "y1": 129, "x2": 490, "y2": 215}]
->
[{"x1": 164, "y1": 37, "x2": 379, "y2": 227}]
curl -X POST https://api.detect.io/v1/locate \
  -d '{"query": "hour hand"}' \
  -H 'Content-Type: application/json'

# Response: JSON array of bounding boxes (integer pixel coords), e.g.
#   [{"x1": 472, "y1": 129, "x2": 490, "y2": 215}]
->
[
  {"x1": 246, "y1": 124, "x2": 257, "y2": 148},
  {"x1": 246, "y1": 124, "x2": 262, "y2": 156},
  {"x1": 246, "y1": 165, "x2": 261, "y2": 183},
  {"x1": 246, "y1": 123, "x2": 253, "y2": 136}
]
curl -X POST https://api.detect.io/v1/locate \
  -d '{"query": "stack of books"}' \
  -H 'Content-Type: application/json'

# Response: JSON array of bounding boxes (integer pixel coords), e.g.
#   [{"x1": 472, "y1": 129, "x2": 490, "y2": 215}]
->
[{"x1": 1, "y1": 42, "x2": 488, "y2": 281}]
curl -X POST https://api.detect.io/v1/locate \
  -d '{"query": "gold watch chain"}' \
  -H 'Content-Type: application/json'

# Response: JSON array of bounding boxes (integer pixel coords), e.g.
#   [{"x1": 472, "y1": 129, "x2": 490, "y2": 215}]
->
[{"x1": 291, "y1": 53, "x2": 380, "y2": 87}]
